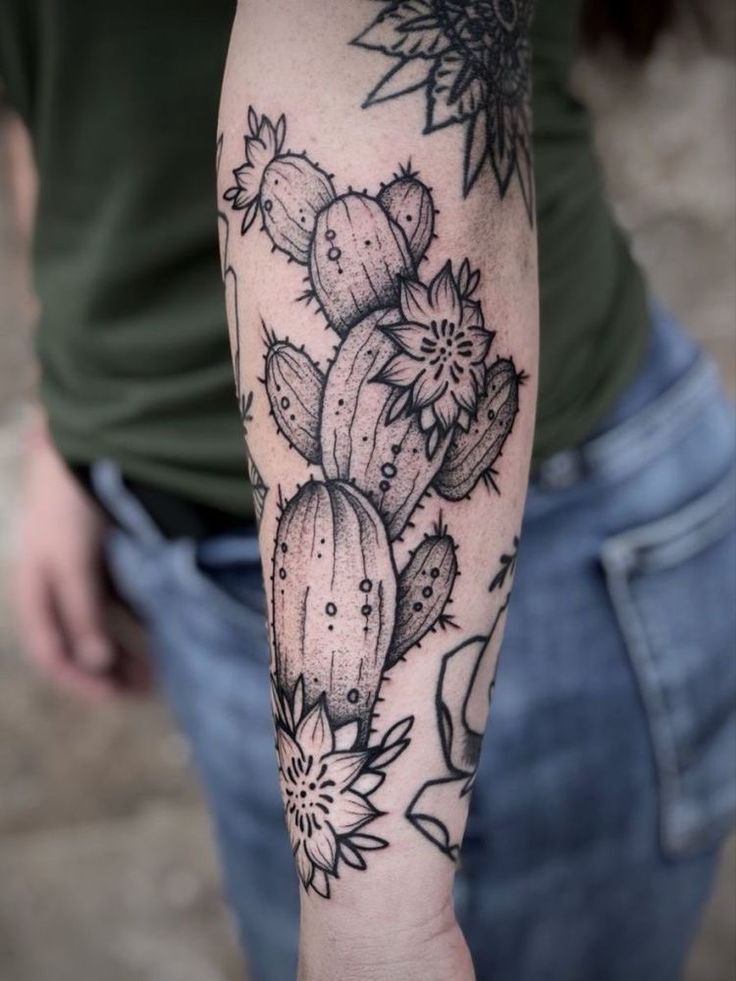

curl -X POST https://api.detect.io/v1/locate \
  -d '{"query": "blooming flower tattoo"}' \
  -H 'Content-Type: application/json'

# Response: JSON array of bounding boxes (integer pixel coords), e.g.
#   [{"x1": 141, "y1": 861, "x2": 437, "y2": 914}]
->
[
  {"x1": 352, "y1": 0, "x2": 535, "y2": 220},
  {"x1": 224, "y1": 109, "x2": 286, "y2": 232},
  {"x1": 376, "y1": 261, "x2": 494, "y2": 456},
  {"x1": 273, "y1": 678, "x2": 412, "y2": 898}
]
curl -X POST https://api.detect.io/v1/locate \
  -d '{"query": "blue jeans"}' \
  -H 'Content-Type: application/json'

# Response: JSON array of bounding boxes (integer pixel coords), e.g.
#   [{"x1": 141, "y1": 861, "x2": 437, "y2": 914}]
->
[{"x1": 100, "y1": 308, "x2": 736, "y2": 981}]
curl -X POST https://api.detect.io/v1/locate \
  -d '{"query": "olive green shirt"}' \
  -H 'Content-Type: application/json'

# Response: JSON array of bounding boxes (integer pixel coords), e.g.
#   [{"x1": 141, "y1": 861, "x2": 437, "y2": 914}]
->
[{"x1": 0, "y1": 0, "x2": 649, "y2": 517}]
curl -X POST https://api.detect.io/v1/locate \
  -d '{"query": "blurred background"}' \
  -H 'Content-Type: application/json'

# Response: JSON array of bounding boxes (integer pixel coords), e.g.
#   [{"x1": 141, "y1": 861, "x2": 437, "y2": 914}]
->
[{"x1": 0, "y1": 11, "x2": 734, "y2": 981}]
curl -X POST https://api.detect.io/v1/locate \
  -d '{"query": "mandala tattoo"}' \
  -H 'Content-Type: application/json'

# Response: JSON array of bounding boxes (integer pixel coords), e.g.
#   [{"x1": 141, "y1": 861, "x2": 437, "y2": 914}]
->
[
  {"x1": 224, "y1": 108, "x2": 525, "y2": 897},
  {"x1": 352, "y1": 0, "x2": 535, "y2": 221}
]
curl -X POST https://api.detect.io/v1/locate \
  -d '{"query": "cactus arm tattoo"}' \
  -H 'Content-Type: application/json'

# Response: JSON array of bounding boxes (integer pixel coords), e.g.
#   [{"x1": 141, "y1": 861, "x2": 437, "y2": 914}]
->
[
  {"x1": 222, "y1": 104, "x2": 529, "y2": 899},
  {"x1": 352, "y1": 0, "x2": 535, "y2": 222}
]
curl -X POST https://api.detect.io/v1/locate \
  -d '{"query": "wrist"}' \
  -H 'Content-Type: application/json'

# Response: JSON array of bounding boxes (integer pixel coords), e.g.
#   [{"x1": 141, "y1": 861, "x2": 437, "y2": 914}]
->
[{"x1": 298, "y1": 897, "x2": 472, "y2": 981}]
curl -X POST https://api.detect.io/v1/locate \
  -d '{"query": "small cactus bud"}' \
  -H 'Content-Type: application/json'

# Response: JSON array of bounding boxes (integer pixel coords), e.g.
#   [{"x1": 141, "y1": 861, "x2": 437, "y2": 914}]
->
[
  {"x1": 377, "y1": 174, "x2": 435, "y2": 264},
  {"x1": 433, "y1": 359, "x2": 520, "y2": 501},
  {"x1": 387, "y1": 533, "x2": 457, "y2": 666}
]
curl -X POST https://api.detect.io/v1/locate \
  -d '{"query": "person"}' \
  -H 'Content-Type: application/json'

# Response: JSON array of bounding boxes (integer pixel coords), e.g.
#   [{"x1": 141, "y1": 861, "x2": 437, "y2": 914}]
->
[{"x1": 3, "y1": 1, "x2": 734, "y2": 978}]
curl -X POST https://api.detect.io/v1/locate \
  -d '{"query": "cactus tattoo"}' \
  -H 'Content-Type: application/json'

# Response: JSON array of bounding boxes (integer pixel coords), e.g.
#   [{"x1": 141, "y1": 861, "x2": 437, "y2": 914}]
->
[{"x1": 224, "y1": 108, "x2": 526, "y2": 898}]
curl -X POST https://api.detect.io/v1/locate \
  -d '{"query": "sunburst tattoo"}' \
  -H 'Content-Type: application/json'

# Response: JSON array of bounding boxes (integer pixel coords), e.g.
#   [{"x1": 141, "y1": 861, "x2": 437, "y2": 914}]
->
[{"x1": 352, "y1": 0, "x2": 535, "y2": 221}]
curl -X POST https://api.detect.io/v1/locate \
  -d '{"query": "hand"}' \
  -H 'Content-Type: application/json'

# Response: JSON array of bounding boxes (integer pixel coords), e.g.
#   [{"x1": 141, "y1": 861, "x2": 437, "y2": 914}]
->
[{"x1": 13, "y1": 421, "x2": 151, "y2": 699}]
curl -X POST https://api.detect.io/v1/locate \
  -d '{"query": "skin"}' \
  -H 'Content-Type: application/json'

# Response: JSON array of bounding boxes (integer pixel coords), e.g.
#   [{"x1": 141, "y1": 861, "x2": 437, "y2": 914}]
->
[
  {"x1": 14, "y1": 421, "x2": 150, "y2": 700},
  {"x1": 218, "y1": 2, "x2": 539, "y2": 978}
]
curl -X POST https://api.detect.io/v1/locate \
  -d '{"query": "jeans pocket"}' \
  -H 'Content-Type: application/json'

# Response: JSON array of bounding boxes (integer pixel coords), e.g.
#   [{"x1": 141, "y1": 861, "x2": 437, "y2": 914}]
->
[{"x1": 601, "y1": 466, "x2": 736, "y2": 857}]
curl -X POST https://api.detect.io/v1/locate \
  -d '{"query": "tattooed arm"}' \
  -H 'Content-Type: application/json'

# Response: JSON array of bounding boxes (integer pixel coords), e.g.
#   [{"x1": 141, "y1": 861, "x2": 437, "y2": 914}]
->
[{"x1": 218, "y1": 2, "x2": 537, "y2": 978}]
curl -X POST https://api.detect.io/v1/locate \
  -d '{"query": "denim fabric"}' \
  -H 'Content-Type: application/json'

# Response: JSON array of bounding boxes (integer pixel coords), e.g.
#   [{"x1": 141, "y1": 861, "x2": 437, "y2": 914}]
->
[{"x1": 102, "y1": 307, "x2": 736, "y2": 981}]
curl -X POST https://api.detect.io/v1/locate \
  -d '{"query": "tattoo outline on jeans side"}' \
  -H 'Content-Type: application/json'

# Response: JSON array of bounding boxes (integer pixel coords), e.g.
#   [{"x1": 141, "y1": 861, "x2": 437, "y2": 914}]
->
[
  {"x1": 406, "y1": 595, "x2": 509, "y2": 860},
  {"x1": 224, "y1": 108, "x2": 525, "y2": 896},
  {"x1": 352, "y1": 0, "x2": 535, "y2": 221}
]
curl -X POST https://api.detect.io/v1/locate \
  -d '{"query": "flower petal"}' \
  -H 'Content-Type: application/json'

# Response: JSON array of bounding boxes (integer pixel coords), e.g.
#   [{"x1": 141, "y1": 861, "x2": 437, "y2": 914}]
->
[
  {"x1": 419, "y1": 406, "x2": 436, "y2": 432},
  {"x1": 294, "y1": 842, "x2": 313, "y2": 888},
  {"x1": 234, "y1": 164, "x2": 262, "y2": 205},
  {"x1": 296, "y1": 699, "x2": 334, "y2": 759},
  {"x1": 429, "y1": 261, "x2": 462, "y2": 325},
  {"x1": 399, "y1": 278, "x2": 433, "y2": 325},
  {"x1": 330, "y1": 790, "x2": 379, "y2": 836},
  {"x1": 467, "y1": 326, "x2": 494, "y2": 363},
  {"x1": 375, "y1": 352, "x2": 424, "y2": 388},
  {"x1": 352, "y1": 771, "x2": 385, "y2": 796},
  {"x1": 339, "y1": 841, "x2": 367, "y2": 870},
  {"x1": 305, "y1": 826, "x2": 339, "y2": 873},
  {"x1": 241, "y1": 201, "x2": 260, "y2": 233},
  {"x1": 413, "y1": 372, "x2": 447, "y2": 409},
  {"x1": 326, "y1": 751, "x2": 369, "y2": 791},
  {"x1": 462, "y1": 299, "x2": 484, "y2": 328},
  {"x1": 277, "y1": 727, "x2": 304, "y2": 769},
  {"x1": 310, "y1": 868, "x2": 331, "y2": 898},
  {"x1": 469, "y1": 363, "x2": 487, "y2": 398},
  {"x1": 451, "y1": 377, "x2": 479, "y2": 414},
  {"x1": 245, "y1": 135, "x2": 266, "y2": 168},
  {"x1": 426, "y1": 426, "x2": 442, "y2": 458},
  {"x1": 257, "y1": 116, "x2": 280, "y2": 159},
  {"x1": 382, "y1": 321, "x2": 433, "y2": 359},
  {"x1": 386, "y1": 387, "x2": 412, "y2": 423},
  {"x1": 347, "y1": 833, "x2": 388, "y2": 851},
  {"x1": 333, "y1": 721, "x2": 359, "y2": 751},
  {"x1": 433, "y1": 389, "x2": 460, "y2": 430}
]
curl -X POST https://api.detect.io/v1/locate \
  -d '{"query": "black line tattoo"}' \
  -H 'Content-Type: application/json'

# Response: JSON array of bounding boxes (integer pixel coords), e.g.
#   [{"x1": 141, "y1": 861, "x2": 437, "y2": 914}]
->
[
  {"x1": 224, "y1": 108, "x2": 526, "y2": 897},
  {"x1": 406, "y1": 596, "x2": 509, "y2": 860},
  {"x1": 239, "y1": 388, "x2": 255, "y2": 434},
  {"x1": 247, "y1": 455, "x2": 268, "y2": 526},
  {"x1": 489, "y1": 533, "x2": 519, "y2": 592},
  {"x1": 352, "y1": 0, "x2": 535, "y2": 220},
  {"x1": 218, "y1": 130, "x2": 252, "y2": 432}
]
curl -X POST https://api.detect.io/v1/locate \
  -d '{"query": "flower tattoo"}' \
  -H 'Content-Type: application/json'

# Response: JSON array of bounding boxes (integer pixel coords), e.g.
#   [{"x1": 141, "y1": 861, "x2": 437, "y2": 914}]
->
[
  {"x1": 352, "y1": 0, "x2": 535, "y2": 220},
  {"x1": 224, "y1": 109, "x2": 286, "y2": 232},
  {"x1": 376, "y1": 261, "x2": 494, "y2": 456},
  {"x1": 273, "y1": 678, "x2": 412, "y2": 898}
]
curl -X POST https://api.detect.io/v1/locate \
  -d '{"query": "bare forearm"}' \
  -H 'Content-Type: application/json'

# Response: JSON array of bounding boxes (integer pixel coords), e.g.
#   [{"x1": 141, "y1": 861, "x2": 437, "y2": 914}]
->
[{"x1": 218, "y1": 2, "x2": 537, "y2": 976}]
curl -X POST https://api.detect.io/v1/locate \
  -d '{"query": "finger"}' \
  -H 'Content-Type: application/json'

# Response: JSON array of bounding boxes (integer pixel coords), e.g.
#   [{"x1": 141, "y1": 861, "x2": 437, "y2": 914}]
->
[
  {"x1": 55, "y1": 571, "x2": 115, "y2": 674},
  {"x1": 16, "y1": 568, "x2": 115, "y2": 700}
]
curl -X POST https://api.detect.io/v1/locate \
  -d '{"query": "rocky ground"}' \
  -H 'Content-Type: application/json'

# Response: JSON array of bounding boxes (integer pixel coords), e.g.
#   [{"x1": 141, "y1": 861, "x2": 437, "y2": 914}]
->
[{"x1": 0, "y1": 18, "x2": 734, "y2": 981}]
